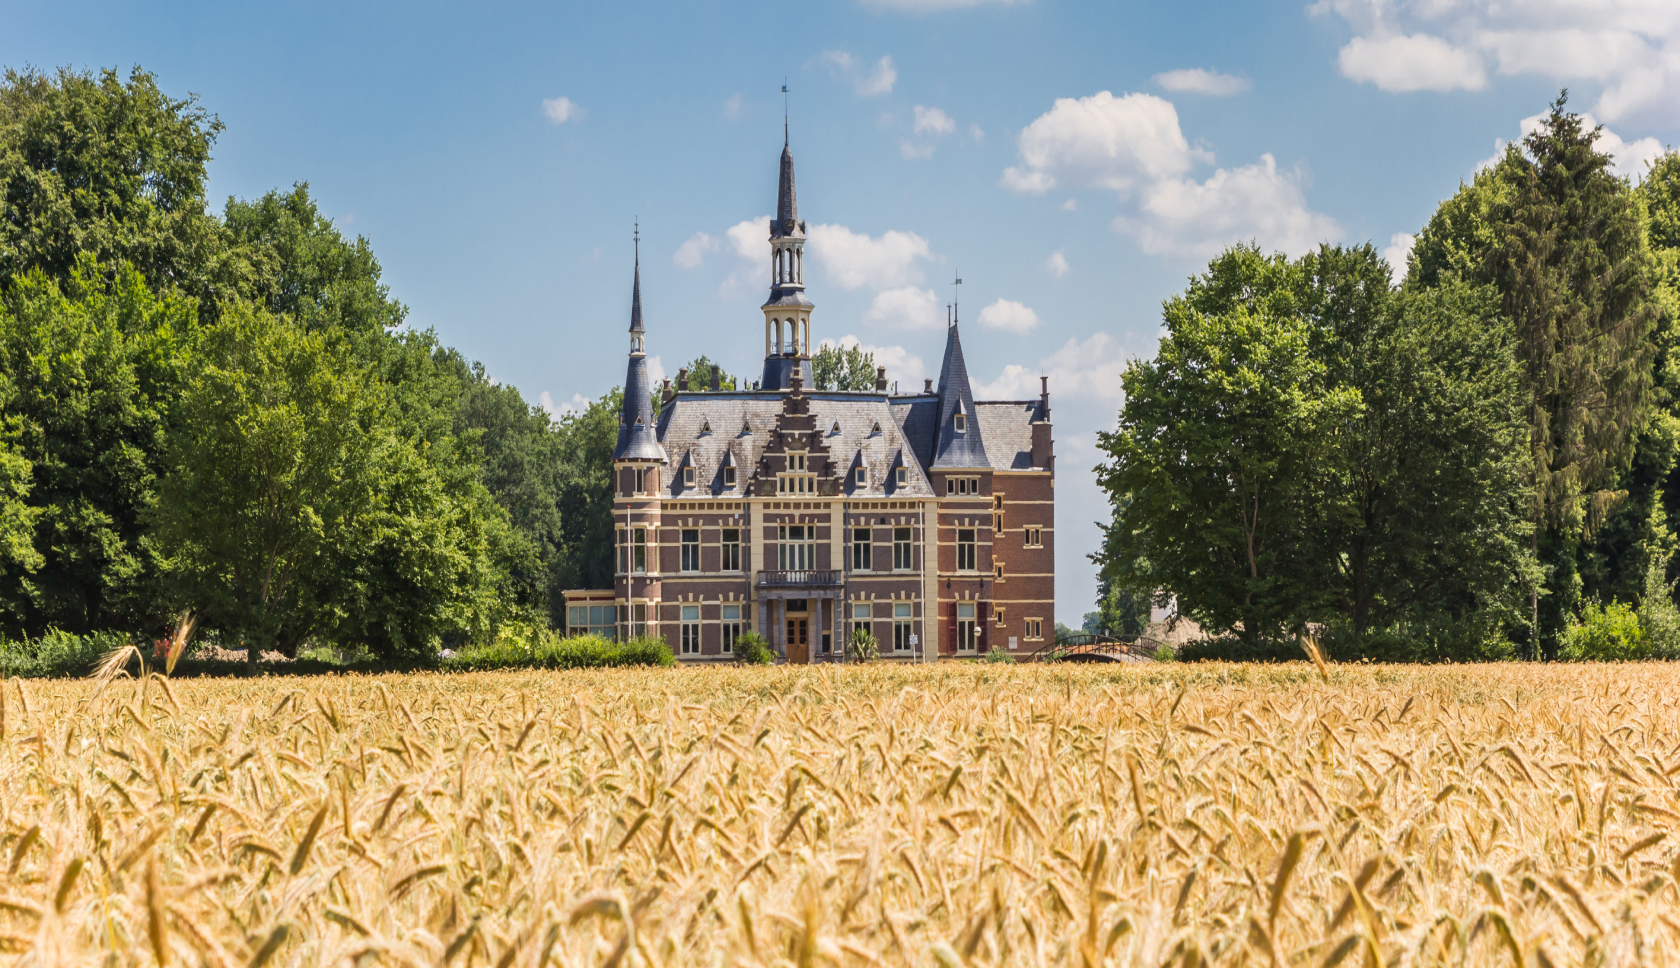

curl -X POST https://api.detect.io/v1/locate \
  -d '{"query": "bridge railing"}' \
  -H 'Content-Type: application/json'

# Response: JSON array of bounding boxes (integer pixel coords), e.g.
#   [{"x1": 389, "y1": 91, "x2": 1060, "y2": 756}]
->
[{"x1": 1025, "y1": 631, "x2": 1154, "y2": 663}]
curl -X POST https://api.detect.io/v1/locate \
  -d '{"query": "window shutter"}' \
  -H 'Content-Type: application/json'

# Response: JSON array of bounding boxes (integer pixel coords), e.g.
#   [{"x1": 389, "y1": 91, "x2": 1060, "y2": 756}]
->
[
  {"x1": 946, "y1": 601, "x2": 957, "y2": 655},
  {"x1": 980, "y1": 602, "x2": 990, "y2": 652}
]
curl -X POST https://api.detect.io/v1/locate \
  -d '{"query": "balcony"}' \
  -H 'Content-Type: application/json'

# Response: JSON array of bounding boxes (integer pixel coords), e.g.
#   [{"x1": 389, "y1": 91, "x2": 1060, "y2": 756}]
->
[{"x1": 756, "y1": 570, "x2": 843, "y2": 589}]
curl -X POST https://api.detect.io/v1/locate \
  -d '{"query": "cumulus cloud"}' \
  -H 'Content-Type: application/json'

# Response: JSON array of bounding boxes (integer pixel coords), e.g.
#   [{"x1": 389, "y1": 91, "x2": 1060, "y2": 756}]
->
[
  {"x1": 865, "y1": 287, "x2": 944, "y2": 330},
  {"x1": 807, "y1": 224, "x2": 933, "y2": 290},
  {"x1": 1046, "y1": 250, "x2": 1070, "y2": 277},
  {"x1": 914, "y1": 105, "x2": 957, "y2": 136},
  {"x1": 822, "y1": 335, "x2": 928, "y2": 388},
  {"x1": 539, "y1": 391, "x2": 592, "y2": 418},
  {"x1": 712, "y1": 216, "x2": 771, "y2": 295},
  {"x1": 542, "y1": 97, "x2": 584, "y2": 124},
  {"x1": 1004, "y1": 90, "x2": 1341, "y2": 259},
  {"x1": 1313, "y1": 0, "x2": 1680, "y2": 123},
  {"x1": 1153, "y1": 68, "x2": 1252, "y2": 96},
  {"x1": 674, "y1": 231, "x2": 718, "y2": 268},
  {"x1": 819, "y1": 51, "x2": 897, "y2": 96},
  {"x1": 977, "y1": 298, "x2": 1042, "y2": 334},
  {"x1": 723, "y1": 93, "x2": 743, "y2": 118},
  {"x1": 900, "y1": 139, "x2": 936, "y2": 160},
  {"x1": 1382, "y1": 232, "x2": 1416, "y2": 283},
  {"x1": 973, "y1": 333, "x2": 1128, "y2": 405},
  {"x1": 1478, "y1": 111, "x2": 1667, "y2": 181}
]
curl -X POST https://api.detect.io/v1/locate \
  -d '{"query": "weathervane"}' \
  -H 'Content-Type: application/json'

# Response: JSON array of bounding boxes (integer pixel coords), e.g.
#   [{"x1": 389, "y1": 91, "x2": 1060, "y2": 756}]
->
[
  {"x1": 782, "y1": 80, "x2": 789, "y2": 144},
  {"x1": 952, "y1": 272, "x2": 962, "y2": 325}
]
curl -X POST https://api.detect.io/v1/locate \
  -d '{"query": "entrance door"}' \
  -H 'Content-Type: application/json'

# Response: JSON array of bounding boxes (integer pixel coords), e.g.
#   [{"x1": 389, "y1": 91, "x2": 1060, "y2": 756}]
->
[{"x1": 786, "y1": 616, "x2": 810, "y2": 664}]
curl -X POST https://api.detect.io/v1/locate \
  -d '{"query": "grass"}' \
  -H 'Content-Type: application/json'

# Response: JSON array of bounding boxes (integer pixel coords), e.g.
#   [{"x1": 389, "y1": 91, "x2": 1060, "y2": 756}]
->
[{"x1": 1, "y1": 661, "x2": 1678, "y2": 965}]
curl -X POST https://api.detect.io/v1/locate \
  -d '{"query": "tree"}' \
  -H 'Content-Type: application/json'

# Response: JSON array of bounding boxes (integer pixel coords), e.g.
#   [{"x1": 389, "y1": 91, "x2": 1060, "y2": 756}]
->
[
  {"x1": 152, "y1": 310, "x2": 507, "y2": 665},
  {"x1": 0, "y1": 265, "x2": 202, "y2": 637},
  {"x1": 0, "y1": 67, "x2": 226, "y2": 305},
  {"x1": 1409, "y1": 95, "x2": 1658, "y2": 654},
  {"x1": 677, "y1": 356, "x2": 737, "y2": 391},
  {"x1": 813, "y1": 341, "x2": 877, "y2": 391},
  {"x1": 1096, "y1": 247, "x2": 1354, "y2": 643}
]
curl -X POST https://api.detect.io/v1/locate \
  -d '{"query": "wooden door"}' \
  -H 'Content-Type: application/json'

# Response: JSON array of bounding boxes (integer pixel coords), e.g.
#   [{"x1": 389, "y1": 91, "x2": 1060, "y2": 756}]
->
[{"x1": 786, "y1": 617, "x2": 810, "y2": 664}]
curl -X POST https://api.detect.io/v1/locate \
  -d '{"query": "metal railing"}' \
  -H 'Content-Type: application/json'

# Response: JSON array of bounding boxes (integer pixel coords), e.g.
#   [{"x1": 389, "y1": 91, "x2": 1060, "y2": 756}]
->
[
  {"x1": 1025, "y1": 632, "x2": 1152, "y2": 663},
  {"x1": 756, "y1": 570, "x2": 844, "y2": 588}
]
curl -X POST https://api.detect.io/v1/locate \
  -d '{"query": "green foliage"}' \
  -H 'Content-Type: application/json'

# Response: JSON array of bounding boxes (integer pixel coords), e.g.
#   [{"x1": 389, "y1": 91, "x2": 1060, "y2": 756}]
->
[
  {"x1": 0, "y1": 627, "x2": 126, "y2": 677},
  {"x1": 848, "y1": 627, "x2": 880, "y2": 663},
  {"x1": 1559, "y1": 600, "x2": 1647, "y2": 661},
  {"x1": 733, "y1": 630, "x2": 774, "y2": 665},
  {"x1": 443, "y1": 632, "x2": 673, "y2": 672},
  {"x1": 0, "y1": 67, "x2": 226, "y2": 307},
  {"x1": 678, "y1": 356, "x2": 737, "y2": 391},
  {"x1": 983, "y1": 647, "x2": 1015, "y2": 664},
  {"x1": 813, "y1": 341, "x2": 878, "y2": 391}
]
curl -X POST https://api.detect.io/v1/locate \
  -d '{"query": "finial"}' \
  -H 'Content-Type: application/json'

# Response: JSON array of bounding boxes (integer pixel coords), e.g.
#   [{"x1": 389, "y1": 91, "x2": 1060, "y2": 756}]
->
[
  {"x1": 782, "y1": 80, "x2": 789, "y2": 145},
  {"x1": 634, "y1": 219, "x2": 640, "y2": 263},
  {"x1": 952, "y1": 272, "x2": 962, "y2": 325}
]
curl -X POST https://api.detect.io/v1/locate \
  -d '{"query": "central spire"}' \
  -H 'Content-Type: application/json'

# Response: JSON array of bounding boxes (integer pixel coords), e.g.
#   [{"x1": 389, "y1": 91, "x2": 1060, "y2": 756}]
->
[{"x1": 760, "y1": 111, "x2": 814, "y2": 392}]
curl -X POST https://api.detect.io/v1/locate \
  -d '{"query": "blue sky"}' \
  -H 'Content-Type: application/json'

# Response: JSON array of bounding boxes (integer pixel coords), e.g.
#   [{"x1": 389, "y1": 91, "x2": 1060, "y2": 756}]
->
[{"x1": 9, "y1": 0, "x2": 1679, "y2": 624}]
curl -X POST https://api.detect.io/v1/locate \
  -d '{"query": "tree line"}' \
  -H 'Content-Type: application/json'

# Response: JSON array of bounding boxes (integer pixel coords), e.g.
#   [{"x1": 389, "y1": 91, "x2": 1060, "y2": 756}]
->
[{"x1": 1094, "y1": 95, "x2": 1680, "y2": 661}]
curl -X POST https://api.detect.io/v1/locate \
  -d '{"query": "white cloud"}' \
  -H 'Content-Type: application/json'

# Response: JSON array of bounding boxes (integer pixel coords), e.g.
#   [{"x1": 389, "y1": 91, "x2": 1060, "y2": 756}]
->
[
  {"x1": 1382, "y1": 231, "x2": 1416, "y2": 283},
  {"x1": 823, "y1": 335, "x2": 927, "y2": 388},
  {"x1": 1337, "y1": 33, "x2": 1486, "y2": 92},
  {"x1": 974, "y1": 333, "x2": 1128, "y2": 405},
  {"x1": 900, "y1": 139, "x2": 936, "y2": 160},
  {"x1": 1046, "y1": 250, "x2": 1070, "y2": 277},
  {"x1": 819, "y1": 51, "x2": 897, "y2": 96},
  {"x1": 674, "y1": 231, "x2": 718, "y2": 268},
  {"x1": 1153, "y1": 68, "x2": 1252, "y2": 96},
  {"x1": 865, "y1": 286, "x2": 944, "y2": 329},
  {"x1": 970, "y1": 122, "x2": 985, "y2": 141},
  {"x1": 539, "y1": 391, "x2": 592, "y2": 418},
  {"x1": 977, "y1": 298, "x2": 1042, "y2": 334},
  {"x1": 1006, "y1": 91, "x2": 1209, "y2": 195},
  {"x1": 807, "y1": 224, "x2": 933, "y2": 290},
  {"x1": 647, "y1": 356, "x2": 668, "y2": 389},
  {"x1": 1478, "y1": 111, "x2": 1667, "y2": 181},
  {"x1": 914, "y1": 105, "x2": 957, "y2": 136},
  {"x1": 723, "y1": 93, "x2": 742, "y2": 118},
  {"x1": 1123, "y1": 154, "x2": 1342, "y2": 258},
  {"x1": 1060, "y1": 198, "x2": 1077, "y2": 211},
  {"x1": 1314, "y1": 1, "x2": 1680, "y2": 123},
  {"x1": 542, "y1": 97, "x2": 584, "y2": 124},
  {"x1": 715, "y1": 215, "x2": 771, "y2": 295},
  {"x1": 1006, "y1": 90, "x2": 1341, "y2": 259}
]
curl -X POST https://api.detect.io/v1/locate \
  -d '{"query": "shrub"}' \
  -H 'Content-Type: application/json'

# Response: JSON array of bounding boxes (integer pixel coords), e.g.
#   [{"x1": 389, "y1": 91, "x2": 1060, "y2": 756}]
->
[
  {"x1": 1560, "y1": 600, "x2": 1647, "y2": 661},
  {"x1": 983, "y1": 647, "x2": 1015, "y2": 664},
  {"x1": 733, "y1": 631, "x2": 774, "y2": 665},
  {"x1": 1178, "y1": 614, "x2": 1518, "y2": 663},
  {"x1": 443, "y1": 632, "x2": 674, "y2": 672},
  {"x1": 0, "y1": 629, "x2": 128, "y2": 678},
  {"x1": 849, "y1": 628, "x2": 880, "y2": 663},
  {"x1": 1153, "y1": 645, "x2": 1176, "y2": 663}
]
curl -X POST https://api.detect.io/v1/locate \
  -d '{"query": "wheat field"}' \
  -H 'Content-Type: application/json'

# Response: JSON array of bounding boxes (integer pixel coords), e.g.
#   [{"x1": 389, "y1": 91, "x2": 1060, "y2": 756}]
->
[{"x1": 2, "y1": 663, "x2": 1679, "y2": 967}]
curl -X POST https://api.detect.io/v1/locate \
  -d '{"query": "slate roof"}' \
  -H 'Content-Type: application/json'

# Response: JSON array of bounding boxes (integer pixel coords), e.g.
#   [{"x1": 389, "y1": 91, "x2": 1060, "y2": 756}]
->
[
  {"x1": 974, "y1": 401, "x2": 1042, "y2": 471},
  {"x1": 931, "y1": 323, "x2": 991, "y2": 469},
  {"x1": 654, "y1": 391, "x2": 941, "y2": 499},
  {"x1": 612, "y1": 256, "x2": 665, "y2": 462}
]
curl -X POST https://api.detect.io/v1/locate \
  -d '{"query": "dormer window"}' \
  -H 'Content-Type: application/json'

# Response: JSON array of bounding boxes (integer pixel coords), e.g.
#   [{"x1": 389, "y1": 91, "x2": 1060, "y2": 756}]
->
[
  {"x1": 870, "y1": 421, "x2": 882, "y2": 435},
  {"x1": 831, "y1": 421, "x2": 841, "y2": 435},
  {"x1": 700, "y1": 419, "x2": 712, "y2": 436},
  {"x1": 855, "y1": 466, "x2": 867, "y2": 487},
  {"x1": 954, "y1": 412, "x2": 966, "y2": 434},
  {"x1": 683, "y1": 466, "x2": 696, "y2": 487},
  {"x1": 895, "y1": 466, "x2": 907, "y2": 487},
  {"x1": 724, "y1": 466, "x2": 737, "y2": 487}
]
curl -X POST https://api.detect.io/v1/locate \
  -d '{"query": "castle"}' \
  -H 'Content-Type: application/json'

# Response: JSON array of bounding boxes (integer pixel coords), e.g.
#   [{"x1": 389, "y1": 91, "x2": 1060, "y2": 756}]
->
[{"x1": 590, "y1": 128, "x2": 1055, "y2": 662}]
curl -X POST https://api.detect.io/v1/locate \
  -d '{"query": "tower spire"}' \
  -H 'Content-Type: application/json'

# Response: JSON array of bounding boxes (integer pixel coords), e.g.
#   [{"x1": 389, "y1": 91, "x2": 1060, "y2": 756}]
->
[
  {"x1": 761, "y1": 115, "x2": 813, "y2": 391},
  {"x1": 629, "y1": 220, "x2": 644, "y2": 336},
  {"x1": 614, "y1": 232, "x2": 664, "y2": 462},
  {"x1": 782, "y1": 80, "x2": 788, "y2": 147}
]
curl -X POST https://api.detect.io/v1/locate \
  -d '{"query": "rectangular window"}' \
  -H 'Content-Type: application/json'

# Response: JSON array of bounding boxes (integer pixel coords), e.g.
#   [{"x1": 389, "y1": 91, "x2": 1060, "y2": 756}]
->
[
  {"x1": 724, "y1": 466, "x2": 737, "y2": 487},
  {"x1": 721, "y1": 604, "x2": 742, "y2": 651},
  {"x1": 632, "y1": 527, "x2": 647, "y2": 574},
  {"x1": 995, "y1": 608, "x2": 1006, "y2": 626},
  {"x1": 617, "y1": 528, "x2": 628, "y2": 574},
  {"x1": 895, "y1": 466, "x2": 907, "y2": 487},
  {"x1": 590, "y1": 605, "x2": 617, "y2": 638},
  {"x1": 634, "y1": 468, "x2": 646, "y2": 494},
  {"x1": 893, "y1": 527, "x2": 912, "y2": 570},
  {"x1": 1023, "y1": 526, "x2": 1043, "y2": 548},
  {"x1": 721, "y1": 528, "x2": 741, "y2": 572},
  {"x1": 894, "y1": 603, "x2": 913, "y2": 651},
  {"x1": 994, "y1": 495, "x2": 1003, "y2": 509},
  {"x1": 1025, "y1": 618, "x2": 1043, "y2": 640},
  {"x1": 632, "y1": 603, "x2": 648, "y2": 638},
  {"x1": 995, "y1": 513, "x2": 1004, "y2": 532},
  {"x1": 957, "y1": 602, "x2": 977, "y2": 653},
  {"x1": 854, "y1": 466, "x2": 867, "y2": 487},
  {"x1": 680, "y1": 604, "x2": 700, "y2": 655},
  {"x1": 851, "y1": 602, "x2": 872, "y2": 638},
  {"x1": 852, "y1": 529, "x2": 872, "y2": 571},
  {"x1": 778, "y1": 525, "x2": 815, "y2": 571},
  {"x1": 683, "y1": 466, "x2": 696, "y2": 487},
  {"x1": 568, "y1": 605, "x2": 587, "y2": 632},
  {"x1": 945, "y1": 477, "x2": 980, "y2": 496},
  {"x1": 956, "y1": 528, "x2": 976, "y2": 571},
  {"x1": 994, "y1": 562, "x2": 1004, "y2": 580},
  {"x1": 954, "y1": 412, "x2": 966, "y2": 433},
  {"x1": 681, "y1": 529, "x2": 700, "y2": 572}
]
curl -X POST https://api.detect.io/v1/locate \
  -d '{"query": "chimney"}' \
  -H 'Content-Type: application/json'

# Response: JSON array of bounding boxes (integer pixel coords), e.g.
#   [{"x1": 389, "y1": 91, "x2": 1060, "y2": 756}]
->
[
  {"x1": 875, "y1": 366, "x2": 888, "y2": 391},
  {"x1": 661, "y1": 378, "x2": 673, "y2": 406},
  {"x1": 676, "y1": 367, "x2": 689, "y2": 393},
  {"x1": 1031, "y1": 375, "x2": 1054, "y2": 471},
  {"x1": 923, "y1": 378, "x2": 934, "y2": 394},
  {"x1": 1039, "y1": 375, "x2": 1051, "y2": 421},
  {"x1": 709, "y1": 366, "x2": 721, "y2": 391}
]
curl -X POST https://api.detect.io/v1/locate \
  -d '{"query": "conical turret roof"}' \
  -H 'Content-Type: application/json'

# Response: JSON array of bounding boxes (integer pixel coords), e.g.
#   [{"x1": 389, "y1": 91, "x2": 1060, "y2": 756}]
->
[{"x1": 931, "y1": 322, "x2": 989, "y2": 469}]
